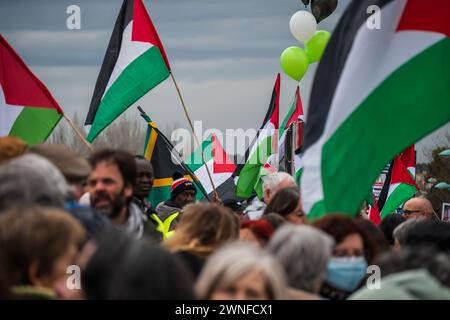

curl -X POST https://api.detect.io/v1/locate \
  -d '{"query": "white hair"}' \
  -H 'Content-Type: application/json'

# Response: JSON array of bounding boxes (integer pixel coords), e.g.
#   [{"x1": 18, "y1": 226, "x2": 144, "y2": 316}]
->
[
  {"x1": 195, "y1": 241, "x2": 287, "y2": 299},
  {"x1": 393, "y1": 219, "x2": 422, "y2": 246},
  {"x1": 0, "y1": 154, "x2": 69, "y2": 211},
  {"x1": 262, "y1": 172, "x2": 296, "y2": 193},
  {"x1": 267, "y1": 224, "x2": 335, "y2": 293}
]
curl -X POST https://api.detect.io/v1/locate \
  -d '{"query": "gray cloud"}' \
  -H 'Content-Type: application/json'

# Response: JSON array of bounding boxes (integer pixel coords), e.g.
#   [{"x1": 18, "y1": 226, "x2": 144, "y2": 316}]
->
[{"x1": 1, "y1": 0, "x2": 447, "y2": 162}]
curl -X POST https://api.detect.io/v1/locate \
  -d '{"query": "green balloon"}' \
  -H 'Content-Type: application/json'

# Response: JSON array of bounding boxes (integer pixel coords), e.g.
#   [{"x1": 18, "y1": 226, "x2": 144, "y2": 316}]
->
[
  {"x1": 305, "y1": 30, "x2": 331, "y2": 63},
  {"x1": 280, "y1": 47, "x2": 309, "y2": 82}
]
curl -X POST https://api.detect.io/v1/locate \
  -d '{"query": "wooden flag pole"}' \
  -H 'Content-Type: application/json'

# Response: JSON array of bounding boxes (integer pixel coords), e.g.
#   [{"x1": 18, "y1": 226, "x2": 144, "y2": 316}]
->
[
  {"x1": 169, "y1": 73, "x2": 220, "y2": 203},
  {"x1": 62, "y1": 113, "x2": 94, "y2": 153}
]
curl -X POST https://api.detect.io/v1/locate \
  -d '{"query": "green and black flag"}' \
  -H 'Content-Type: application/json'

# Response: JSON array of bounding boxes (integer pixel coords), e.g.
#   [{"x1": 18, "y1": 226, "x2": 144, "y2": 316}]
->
[{"x1": 139, "y1": 108, "x2": 208, "y2": 207}]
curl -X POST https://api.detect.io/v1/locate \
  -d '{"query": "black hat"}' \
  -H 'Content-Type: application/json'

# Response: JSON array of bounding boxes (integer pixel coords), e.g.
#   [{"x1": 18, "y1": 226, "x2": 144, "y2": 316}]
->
[
  {"x1": 223, "y1": 198, "x2": 246, "y2": 212},
  {"x1": 170, "y1": 172, "x2": 197, "y2": 200}
]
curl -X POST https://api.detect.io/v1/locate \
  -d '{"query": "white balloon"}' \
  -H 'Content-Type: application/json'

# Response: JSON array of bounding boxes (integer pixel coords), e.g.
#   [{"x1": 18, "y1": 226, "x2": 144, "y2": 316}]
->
[{"x1": 289, "y1": 10, "x2": 317, "y2": 44}]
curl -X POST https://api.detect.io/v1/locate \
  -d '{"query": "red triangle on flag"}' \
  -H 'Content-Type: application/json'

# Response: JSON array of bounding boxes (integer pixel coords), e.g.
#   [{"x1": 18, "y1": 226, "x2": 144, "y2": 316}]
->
[
  {"x1": 400, "y1": 145, "x2": 415, "y2": 169},
  {"x1": 212, "y1": 134, "x2": 236, "y2": 174},
  {"x1": 132, "y1": 0, "x2": 171, "y2": 70},
  {"x1": 367, "y1": 193, "x2": 381, "y2": 225},
  {"x1": 390, "y1": 156, "x2": 419, "y2": 189}
]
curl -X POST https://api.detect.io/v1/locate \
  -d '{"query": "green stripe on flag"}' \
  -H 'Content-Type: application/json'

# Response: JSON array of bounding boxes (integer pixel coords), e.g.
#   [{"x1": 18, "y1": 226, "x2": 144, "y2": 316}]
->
[
  {"x1": 87, "y1": 46, "x2": 170, "y2": 142},
  {"x1": 9, "y1": 107, "x2": 62, "y2": 145},
  {"x1": 236, "y1": 136, "x2": 273, "y2": 198},
  {"x1": 380, "y1": 183, "x2": 417, "y2": 218},
  {"x1": 318, "y1": 39, "x2": 450, "y2": 218},
  {"x1": 186, "y1": 136, "x2": 213, "y2": 172}
]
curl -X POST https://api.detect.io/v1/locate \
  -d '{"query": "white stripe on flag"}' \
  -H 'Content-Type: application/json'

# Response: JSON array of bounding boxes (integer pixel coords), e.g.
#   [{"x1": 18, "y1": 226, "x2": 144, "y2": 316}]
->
[
  {"x1": 0, "y1": 87, "x2": 23, "y2": 136},
  {"x1": 102, "y1": 21, "x2": 153, "y2": 98}
]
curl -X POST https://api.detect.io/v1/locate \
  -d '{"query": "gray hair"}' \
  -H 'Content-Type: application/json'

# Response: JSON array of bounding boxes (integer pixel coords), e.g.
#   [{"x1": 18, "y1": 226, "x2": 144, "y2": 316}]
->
[
  {"x1": 262, "y1": 172, "x2": 296, "y2": 193},
  {"x1": 0, "y1": 154, "x2": 69, "y2": 211},
  {"x1": 393, "y1": 219, "x2": 422, "y2": 246},
  {"x1": 195, "y1": 241, "x2": 287, "y2": 299},
  {"x1": 267, "y1": 224, "x2": 335, "y2": 293}
]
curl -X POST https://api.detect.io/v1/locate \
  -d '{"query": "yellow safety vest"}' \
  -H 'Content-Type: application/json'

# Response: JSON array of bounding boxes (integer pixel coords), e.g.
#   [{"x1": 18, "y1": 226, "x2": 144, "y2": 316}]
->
[{"x1": 150, "y1": 212, "x2": 179, "y2": 240}]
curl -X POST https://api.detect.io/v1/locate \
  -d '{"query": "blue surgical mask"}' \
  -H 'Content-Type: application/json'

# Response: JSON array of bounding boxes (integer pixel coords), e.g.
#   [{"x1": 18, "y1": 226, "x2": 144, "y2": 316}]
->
[{"x1": 326, "y1": 256, "x2": 368, "y2": 292}]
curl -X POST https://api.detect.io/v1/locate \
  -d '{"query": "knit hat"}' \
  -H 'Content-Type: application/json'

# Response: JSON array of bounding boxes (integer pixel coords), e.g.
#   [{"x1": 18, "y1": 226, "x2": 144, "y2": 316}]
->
[
  {"x1": 0, "y1": 136, "x2": 28, "y2": 164},
  {"x1": 170, "y1": 171, "x2": 197, "y2": 200}
]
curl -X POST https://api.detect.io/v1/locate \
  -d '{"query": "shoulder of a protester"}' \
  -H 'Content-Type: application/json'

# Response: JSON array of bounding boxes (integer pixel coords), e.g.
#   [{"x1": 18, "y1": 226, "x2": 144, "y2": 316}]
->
[
  {"x1": 349, "y1": 269, "x2": 450, "y2": 300},
  {"x1": 285, "y1": 287, "x2": 322, "y2": 300}
]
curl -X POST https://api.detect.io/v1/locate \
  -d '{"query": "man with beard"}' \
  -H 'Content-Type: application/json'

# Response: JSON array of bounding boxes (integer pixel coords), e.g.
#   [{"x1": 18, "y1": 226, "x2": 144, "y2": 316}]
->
[{"x1": 87, "y1": 149, "x2": 149, "y2": 239}]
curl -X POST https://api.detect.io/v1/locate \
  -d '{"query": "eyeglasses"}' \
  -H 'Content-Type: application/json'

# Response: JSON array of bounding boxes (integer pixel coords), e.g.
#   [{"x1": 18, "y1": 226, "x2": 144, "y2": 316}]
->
[{"x1": 400, "y1": 209, "x2": 422, "y2": 216}]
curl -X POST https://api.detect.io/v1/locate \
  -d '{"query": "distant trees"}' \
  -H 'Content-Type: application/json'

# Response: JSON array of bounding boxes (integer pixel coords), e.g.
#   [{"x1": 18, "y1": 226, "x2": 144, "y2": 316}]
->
[{"x1": 48, "y1": 113, "x2": 147, "y2": 157}]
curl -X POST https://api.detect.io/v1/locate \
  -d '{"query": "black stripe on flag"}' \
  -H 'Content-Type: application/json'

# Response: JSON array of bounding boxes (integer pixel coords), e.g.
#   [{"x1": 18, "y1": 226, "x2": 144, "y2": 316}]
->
[
  {"x1": 85, "y1": 0, "x2": 134, "y2": 125},
  {"x1": 303, "y1": 0, "x2": 393, "y2": 151},
  {"x1": 233, "y1": 74, "x2": 280, "y2": 177}
]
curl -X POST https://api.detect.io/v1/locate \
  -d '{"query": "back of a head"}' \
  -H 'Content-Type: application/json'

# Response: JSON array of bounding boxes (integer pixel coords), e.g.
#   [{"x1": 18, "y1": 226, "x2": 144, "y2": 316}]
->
[
  {"x1": 195, "y1": 241, "x2": 287, "y2": 300},
  {"x1": 355, "y1": 219, "x2": 390, "y2": 252},
  {"x1": 165, "y1": 203, "x2": 239, "y2": 255},
  {"x1": 262, "y1": 172, "x2": 296, "y2": 193},
  {"x1": 268, "y1": 224, "x2": 334, "y2": 293},
  {"x1": 108, "y1": 239, "x2": 195, "y2": 299},
  {"x1": 263, "y1": 187, "x2": 300, "y2": 217},
  {"x1": 29, "y1": 143, "x2": 91, "y2": 182},
  {"x1": 0, "y1": 136, "x2": 28, "y2": 164},
  {"x1": 379, "y1": 214, "x2": 407, "y2": 246},
  {"x1": 0, "y1": 154, "x2": 69, "y2": 212},
  {"x1": 0, "y1": 206, "x2": 85, "y2": 287},
  {"x1": 82, "y1": 230, "x2": 134, "y2": 299},
  {"x1": 376, "y1": 247, "x2": 450, "y2": 288},
  {"x1": 392, "y1": 219, "x2": 422, "y2": 247},
  {"x1": 402, "y1": 220, "x2": 450, "y2": 254},
  {"x1": 262, "y1": 212, "x2": 287, "y2": 230}
]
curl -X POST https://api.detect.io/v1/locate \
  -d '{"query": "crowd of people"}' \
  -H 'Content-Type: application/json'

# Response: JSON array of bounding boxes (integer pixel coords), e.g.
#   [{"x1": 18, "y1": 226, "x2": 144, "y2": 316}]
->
[{"x1": 0, "y1": 135, "x2": 450, "y2": 300}]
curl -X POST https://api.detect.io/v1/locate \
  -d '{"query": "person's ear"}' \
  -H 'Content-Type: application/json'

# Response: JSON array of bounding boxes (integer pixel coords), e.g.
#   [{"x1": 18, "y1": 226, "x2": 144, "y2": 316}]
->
[
  {"x1": 28, "y1": 261, "x2": 44, "y2": 287},
  {"x1": 124, "y1": 184, "x2": 133, "y2": 198}
]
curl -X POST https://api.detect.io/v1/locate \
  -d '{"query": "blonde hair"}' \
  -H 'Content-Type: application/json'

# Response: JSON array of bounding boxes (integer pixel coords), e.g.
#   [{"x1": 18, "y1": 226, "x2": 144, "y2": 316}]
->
[
  {"x1": 196, "y1": 241, "x2": 287, "y2": 299},
  {"x1": 165, "y1": 203, "x2": 239, "y2": 257}
]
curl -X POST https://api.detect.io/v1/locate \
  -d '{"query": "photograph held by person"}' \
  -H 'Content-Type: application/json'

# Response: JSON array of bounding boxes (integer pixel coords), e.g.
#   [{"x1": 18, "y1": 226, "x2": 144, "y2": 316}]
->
[
  {"x1": 87, "y1": 149, "x2": 151, "y2": 239},
  {"x1": 244, "y1": 172, "x2": 296, "y2": 220},
  {"x1": 263, "y1": 187, "x2": 306, "y2": 224},
  {"x1": 165, "y1": 203, "x2": 239, "y2": 279},
  {"x1": 313, "y1": 215, "x2": 381, "y2": 300},
  {"x1": 196, "y1": 241, "x2": 287, "y2": 300},
  {"x1": 268, "y1": 225, "x2": 334, "y2": 300},
  {"x1": 0, "y1": 207, "x2": 85, "y2": 299}
]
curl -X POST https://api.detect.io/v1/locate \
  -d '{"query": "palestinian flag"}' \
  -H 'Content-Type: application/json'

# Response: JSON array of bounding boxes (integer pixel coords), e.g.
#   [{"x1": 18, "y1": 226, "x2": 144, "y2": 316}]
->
[
  {"x1": 279, "y1": 86, "x2": 304, "y2": 160},
  {"x1": 186, "y1": 134, "x2": 236, "y2": 200},
  {"x1": 85, "y1": 0, "x2": 170, "y2": 142},
  {"x1": 235, "y1": 73, "x2": 280, "y2": 198},
  {"x1": 379, "y1": 156, "x2": 418, "y2": 218},
  {"x1": 141, "y1": 113, "x2": 207, "y2": 207},
  {"x1": 365, "y1": 193, "x2": 381, "y2": 225},
  {"x1": 0, "y1": 35, "x2": 62, "y2": 144},
  {"x1": 301, "y1": 0, "x2": 450, "y2": 219},
  {"x1": 400, "y1": 144, "x2": 416, "y2": 178}
]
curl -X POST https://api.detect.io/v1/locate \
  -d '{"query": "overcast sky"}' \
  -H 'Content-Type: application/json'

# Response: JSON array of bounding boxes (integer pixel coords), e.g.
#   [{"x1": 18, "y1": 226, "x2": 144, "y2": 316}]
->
[{"x1": 1, "y1": 0, "x2": 448, "y2": 162}]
